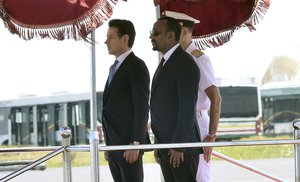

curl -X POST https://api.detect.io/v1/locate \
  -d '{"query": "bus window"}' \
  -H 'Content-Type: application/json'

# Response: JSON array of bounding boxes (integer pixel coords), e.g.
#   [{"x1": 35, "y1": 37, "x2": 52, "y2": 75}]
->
[
  {"x1": 220, "y1": 86, "x2": 260, "y2": 118},
  {"x1": 10, "y1": 107, "x2": 31, "y2": 145},
  {"x1": 0, "y1": 108, "x2": 10, "y2": 145},
  {"x1": 218, "y1": 85, "x2": 262, "y2": 140},
  {"x1": 68, "y1": 102, "x2": 89, "y2": 145}
]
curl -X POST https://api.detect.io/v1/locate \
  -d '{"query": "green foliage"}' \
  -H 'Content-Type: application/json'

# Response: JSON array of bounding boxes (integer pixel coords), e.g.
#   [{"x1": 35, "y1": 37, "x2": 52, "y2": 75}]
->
[
  {"x1": 213, "y1": 145, "x2": 293, "y2": 160},
  {"x1": 213, "y1": 134, "x2": 294, "y2": 160}
]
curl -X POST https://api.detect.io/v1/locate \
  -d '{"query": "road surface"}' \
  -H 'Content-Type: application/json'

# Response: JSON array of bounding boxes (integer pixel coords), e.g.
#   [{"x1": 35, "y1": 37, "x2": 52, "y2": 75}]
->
[{"x1": 0, "y1": 158, "x2": 294, "y2": 182}]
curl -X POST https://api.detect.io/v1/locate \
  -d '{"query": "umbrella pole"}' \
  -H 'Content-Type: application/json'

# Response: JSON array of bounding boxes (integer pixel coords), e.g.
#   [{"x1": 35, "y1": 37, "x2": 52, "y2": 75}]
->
[{"x1": 89, "y1": 31, "x2": 100, "y2": 182}]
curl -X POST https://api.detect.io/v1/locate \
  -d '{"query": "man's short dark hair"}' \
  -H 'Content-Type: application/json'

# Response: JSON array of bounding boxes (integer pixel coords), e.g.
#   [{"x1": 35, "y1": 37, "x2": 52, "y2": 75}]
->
[
  {"x1": 158, "y1": 16, "x2": 181, "y2": 42},
  {"x1": 108, "y1": 19, "x2": 136, "y2": 48}
]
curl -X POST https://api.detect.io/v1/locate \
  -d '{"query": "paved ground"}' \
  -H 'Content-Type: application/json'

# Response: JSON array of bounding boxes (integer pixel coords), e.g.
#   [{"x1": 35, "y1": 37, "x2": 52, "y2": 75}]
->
[{"x1": 0, "y1": 158, "x2": 294, "y2": 182}]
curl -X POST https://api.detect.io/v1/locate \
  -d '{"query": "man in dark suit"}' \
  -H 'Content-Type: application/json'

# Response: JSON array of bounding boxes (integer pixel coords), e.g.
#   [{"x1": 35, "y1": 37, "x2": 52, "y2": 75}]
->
[
  {"x1": 149, "y1": 16, "x2": 202, "y2": 182},
  {"x1": 102, "y1": 19, "x2": 150, "y2": 182}
]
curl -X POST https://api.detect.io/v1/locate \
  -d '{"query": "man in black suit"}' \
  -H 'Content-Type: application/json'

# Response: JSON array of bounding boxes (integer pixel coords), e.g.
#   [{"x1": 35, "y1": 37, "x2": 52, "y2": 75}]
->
[
  {"x1": 102, "y1": 19, "x2": 150, "y2": 182},
  {"x1": 149, "y1": 16, "x2": 202, "y2": 182}
]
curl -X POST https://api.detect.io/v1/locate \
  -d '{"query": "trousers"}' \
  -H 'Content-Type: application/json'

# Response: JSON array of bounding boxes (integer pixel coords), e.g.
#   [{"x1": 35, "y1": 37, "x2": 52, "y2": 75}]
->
[{"x1": 196, "y1": 111, "x2": 211, "y2": 182}]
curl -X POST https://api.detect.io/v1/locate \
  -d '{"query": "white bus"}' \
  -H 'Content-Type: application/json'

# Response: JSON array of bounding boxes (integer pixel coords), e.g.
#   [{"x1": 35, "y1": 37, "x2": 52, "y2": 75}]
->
[
  {"x1": 0, "y1": 92, "x2": 104, "y2": 146},
  {"x1": 0, "y1": 85, "x2": 264, "y2": 145},
  {"x1": 217, "y1": 85, "x2": 263, "y2": 140}
]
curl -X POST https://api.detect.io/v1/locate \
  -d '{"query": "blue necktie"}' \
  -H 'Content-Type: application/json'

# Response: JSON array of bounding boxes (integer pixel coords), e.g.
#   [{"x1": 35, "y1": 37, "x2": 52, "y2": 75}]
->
[{"x1": 108, "y1": 60, "x2": 119, "y2": 85}]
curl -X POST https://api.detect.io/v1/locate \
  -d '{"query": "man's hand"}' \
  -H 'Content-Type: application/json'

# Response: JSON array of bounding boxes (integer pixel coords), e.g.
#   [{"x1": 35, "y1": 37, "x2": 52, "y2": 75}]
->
[
  {"x1": 168, "y1": 149, "x2": 184, "y2": 168},
  {"x1": 203, "y1": 134, "x2": 216, "y2": 162},
  {"x1": 123, "y1": 150, "x2": 139, "y2": 164},
  {"x1": 104, "y1": 151, "x2": 109, "y2": 161}
]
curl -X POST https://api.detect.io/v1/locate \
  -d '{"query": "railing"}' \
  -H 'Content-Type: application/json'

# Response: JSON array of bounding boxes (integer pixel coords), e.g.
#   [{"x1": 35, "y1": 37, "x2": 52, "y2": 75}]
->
[
  {"x1": 211, "y1": 151, "x2": 287, "y2": 181},
  {"x1": 0, "y1": 147, "x2": 63, "y2": 182},
  {"x1": 1, "y1": 118, "x2": 300, "y2": 182}
]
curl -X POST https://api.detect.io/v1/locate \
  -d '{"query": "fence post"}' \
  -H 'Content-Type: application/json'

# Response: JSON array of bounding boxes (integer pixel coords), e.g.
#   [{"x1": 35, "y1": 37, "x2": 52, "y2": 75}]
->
[
  {"x1": 293, "y1": 118, "x2": 300, "y2": 182},
  {"x1": 60, "y1": 126, "x2": 72, "y2": 182}
]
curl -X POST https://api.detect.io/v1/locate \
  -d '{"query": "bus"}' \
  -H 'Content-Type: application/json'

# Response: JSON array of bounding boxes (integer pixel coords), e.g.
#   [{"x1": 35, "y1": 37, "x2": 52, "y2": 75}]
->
[
  {"x1": 0, "y1": 85, "x2": 263, "y2": 145},
  {"x1": 217, "y1": 85, "x2": 263, "y2": 140},
  {"x1": 261, "y1": 81, "x2": 300, "y2": 135},
  {"x1": 0, "y1": 92, "x2": 104, "y2": 146}
]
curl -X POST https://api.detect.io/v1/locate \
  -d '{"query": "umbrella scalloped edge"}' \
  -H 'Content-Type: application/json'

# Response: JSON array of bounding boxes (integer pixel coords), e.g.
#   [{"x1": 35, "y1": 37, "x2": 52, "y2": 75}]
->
[
  {"x1": 0, "y1": 0, "x2": 118, "y2": 41},
  {"x1": 193, "y1": 0, "x2": 271, "y2": 50}
]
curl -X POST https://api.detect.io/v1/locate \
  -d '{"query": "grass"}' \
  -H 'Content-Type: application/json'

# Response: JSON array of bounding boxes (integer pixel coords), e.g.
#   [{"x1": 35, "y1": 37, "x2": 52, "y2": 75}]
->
[
  {"x1": 213, "y1": 135, "x2": 294, "y2": 160},
  {"x1": 0, "y1": 135, "x2": 294, "y2": 168}
]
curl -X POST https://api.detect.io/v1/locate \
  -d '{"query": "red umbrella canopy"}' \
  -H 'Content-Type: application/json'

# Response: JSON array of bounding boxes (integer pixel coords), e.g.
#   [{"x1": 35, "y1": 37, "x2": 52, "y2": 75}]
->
[
  {"x1": 0, "y1": 0, "x2": 127, "y2": 40},
  {"x1": 1, "y1": 0, "x2": 270, "y2": 45},
  {"x1": 154, "y1": 0, "x2": 271, "y2": 49}
]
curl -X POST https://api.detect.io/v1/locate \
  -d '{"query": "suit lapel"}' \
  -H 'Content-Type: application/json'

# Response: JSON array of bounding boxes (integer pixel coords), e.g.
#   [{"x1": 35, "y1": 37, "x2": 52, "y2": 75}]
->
[
  {"x1": 151, "y1": 47, "x2": 182, "y2": 96},
  {"x1": 103, "y1": 53, "x2": 134, "y2": 104}
]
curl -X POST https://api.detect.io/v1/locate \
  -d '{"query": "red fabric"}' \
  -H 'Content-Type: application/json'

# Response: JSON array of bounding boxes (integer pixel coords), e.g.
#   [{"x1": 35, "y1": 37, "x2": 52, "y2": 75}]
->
[
  {"x1": 0, "y1": 0, "x2": 120, "y2": 40},
  {"x1": 2, "y1": 0, "x2": 99, "y2": 25},
  {"x1": 157, "y1": 0, "x2": 256, "y2": 37}
]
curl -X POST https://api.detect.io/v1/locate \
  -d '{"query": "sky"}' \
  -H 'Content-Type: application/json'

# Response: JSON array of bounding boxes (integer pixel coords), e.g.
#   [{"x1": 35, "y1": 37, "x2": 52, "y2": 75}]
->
[
  {"x1": 205, "y1": 0, "x2": 300, "y2": 85},
  {"x1": 0, "y1": 0, "x2": 300, "y2": 100}
]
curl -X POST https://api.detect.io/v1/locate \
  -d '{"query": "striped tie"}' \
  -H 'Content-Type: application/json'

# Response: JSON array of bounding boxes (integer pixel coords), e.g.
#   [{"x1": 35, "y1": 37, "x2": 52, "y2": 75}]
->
[{"x1": 153, "y1": 57, "x2": 165, "y2": 82}]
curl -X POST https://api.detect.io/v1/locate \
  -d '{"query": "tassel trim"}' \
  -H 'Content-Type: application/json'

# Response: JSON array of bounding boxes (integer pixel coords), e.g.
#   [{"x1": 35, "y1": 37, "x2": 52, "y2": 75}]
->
[
  {"x1": 0, "y1": 0, "x2": 119, "y2": 41},
  {"x1": 193, "y1": 0, "x2": 271, "y2": 50}
]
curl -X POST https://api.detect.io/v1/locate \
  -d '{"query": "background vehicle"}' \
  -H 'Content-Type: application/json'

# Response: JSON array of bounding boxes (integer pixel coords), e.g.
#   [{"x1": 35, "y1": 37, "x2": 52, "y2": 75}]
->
[
  {"x1": 261, "y1": 81, "x2": 300, "y2": 135},
  {"x1": 217, "y1": 85, "x2": 263, "y2": 140},
  {"x1": 0, "y1": 92, "x2": 104, "y2": 146},
  {"x1": 4, "y1": 84, "x2": 292, "y2": 145}
]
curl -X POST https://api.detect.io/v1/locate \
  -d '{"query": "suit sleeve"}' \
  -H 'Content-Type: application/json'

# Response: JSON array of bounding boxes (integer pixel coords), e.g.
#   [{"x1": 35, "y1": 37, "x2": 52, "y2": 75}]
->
[
  {"x1": 128, "y1": 60, "x2": 150, "y2": 143},
  {"x1": 171, "y1": 56, "x2": 200, "y2": 144}
]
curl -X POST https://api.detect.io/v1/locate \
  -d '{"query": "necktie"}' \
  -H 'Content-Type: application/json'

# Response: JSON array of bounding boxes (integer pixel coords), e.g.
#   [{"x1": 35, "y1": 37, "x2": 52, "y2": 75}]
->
[
  {"x1": 153, "y1": 57, "x2": 165, "y2": 82},
  {"x1": 108, "y1": 60, "x2": 119, "y2": 85}
]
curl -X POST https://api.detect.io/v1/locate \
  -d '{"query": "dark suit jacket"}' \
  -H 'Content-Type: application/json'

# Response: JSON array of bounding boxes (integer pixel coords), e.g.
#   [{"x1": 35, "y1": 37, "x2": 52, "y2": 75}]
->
[
  {"x1": 150, "y1": 46, "x2": 202, "y2": 154},
  {"x1": 102, "y1": 52, "x2": 150, "y2": 146}
]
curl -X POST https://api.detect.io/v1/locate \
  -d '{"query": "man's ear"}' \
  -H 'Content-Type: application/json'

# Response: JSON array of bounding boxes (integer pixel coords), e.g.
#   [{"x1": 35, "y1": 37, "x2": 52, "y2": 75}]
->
[
  {"x1": 167, "y1": 31, "x2": 175, "y2": 41},
  {"x1": 181, "y1": 27, "x2": 189, "y2": 36},
  {"x1": 122, "y1": 34, "x2": 129, "y2": 46}
]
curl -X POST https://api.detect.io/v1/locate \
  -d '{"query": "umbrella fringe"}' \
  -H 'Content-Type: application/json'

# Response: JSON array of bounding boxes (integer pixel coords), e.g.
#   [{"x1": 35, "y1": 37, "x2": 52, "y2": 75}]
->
[
  {"x1": 193, "y1": 0, "x2": 271, "y2": 50},
  {"x1": 0, "y1": 0, "x2": 119, "y2": 41}
]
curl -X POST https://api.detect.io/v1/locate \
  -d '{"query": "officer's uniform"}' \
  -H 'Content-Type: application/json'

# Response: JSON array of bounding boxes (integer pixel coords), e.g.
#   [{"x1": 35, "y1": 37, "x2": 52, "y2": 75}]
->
[{"x1": 186, "y1": 42, "x2": 218, "y2": 182}]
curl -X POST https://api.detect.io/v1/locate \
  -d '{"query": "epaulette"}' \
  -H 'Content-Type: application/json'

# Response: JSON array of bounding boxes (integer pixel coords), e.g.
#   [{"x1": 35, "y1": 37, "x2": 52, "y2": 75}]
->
[{"x1": 191, "y1": 49, "x2": 204, "y2": 58}]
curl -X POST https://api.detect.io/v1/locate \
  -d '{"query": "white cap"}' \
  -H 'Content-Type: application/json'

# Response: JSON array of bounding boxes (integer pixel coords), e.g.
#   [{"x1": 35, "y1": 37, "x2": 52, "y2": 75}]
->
[{"x1": 163, "y1": 11, "x2": 200, "y2": 27}]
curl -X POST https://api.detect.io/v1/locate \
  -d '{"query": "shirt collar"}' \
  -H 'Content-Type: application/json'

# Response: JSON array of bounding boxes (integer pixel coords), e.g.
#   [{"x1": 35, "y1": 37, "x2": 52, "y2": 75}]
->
[
  {"x1": 162, "y1": 44, "x2": 180, "y2": 64},
  {"x1": 115, "y1": 49, "x2": 132, "y2": 69}
]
